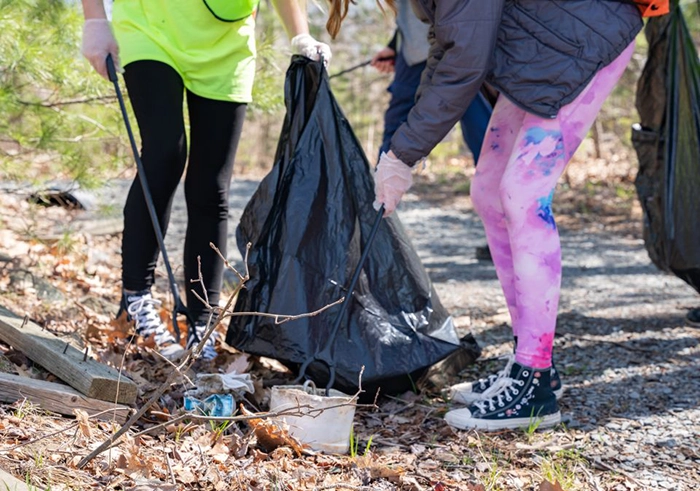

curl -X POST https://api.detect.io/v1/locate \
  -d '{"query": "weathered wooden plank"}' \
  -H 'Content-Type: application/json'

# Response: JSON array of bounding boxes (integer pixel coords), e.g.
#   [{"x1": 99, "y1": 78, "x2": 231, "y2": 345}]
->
[
  {"x1": 39, "y1": 217, "x2": 124, "y2": 240},
  {"x1": 0, "y1": 467, "x2": 31, "y2": 491},
  {"x1": 0, "y1": 305, "x2": 137, "y2": 404},
  {"x1": 0, "y1": 372, "x2": 130, "y2": 423}
]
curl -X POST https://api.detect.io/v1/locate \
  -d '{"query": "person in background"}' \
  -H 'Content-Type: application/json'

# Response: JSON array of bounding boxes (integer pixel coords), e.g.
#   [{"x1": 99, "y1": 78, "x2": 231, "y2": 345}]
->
[
  {"x1": 326, "y1": 0, "x2": 642, "y2": 431},
  {"x1": 370, "y1": 0, "x2": 493, "y2": 260},
  {"x1": 80, "y1": 0, "x2": 330, "y2": 361},
  {"x1": 371, "y1": 0, "x2": 491, "y2": 164}
]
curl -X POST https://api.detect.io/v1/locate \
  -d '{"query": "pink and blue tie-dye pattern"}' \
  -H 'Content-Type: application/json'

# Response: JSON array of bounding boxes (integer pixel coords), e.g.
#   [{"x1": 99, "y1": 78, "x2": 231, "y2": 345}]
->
[{"x1": 470, "y1": 42, "x2": 635, "y2": 369}]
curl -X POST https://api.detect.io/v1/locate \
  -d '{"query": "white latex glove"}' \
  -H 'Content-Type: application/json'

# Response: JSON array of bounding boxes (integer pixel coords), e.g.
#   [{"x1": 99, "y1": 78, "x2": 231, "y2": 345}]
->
[
  {"x1": 291, "y1": 33, "x2": 332, "y2": 65},
  {"x1": 81, "y1": 18, "x2": 121, "y2": 80},
  {"x1": 374, "y1": 151, "x2": 414, "y2": 216}
]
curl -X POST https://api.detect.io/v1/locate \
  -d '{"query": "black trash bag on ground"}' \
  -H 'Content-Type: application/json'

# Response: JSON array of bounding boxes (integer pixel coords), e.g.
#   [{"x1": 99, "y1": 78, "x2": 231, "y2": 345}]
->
[
  {"x1": 633, "y1": 3, "x2": 700, "y2": 293},
  {"x1": 226, "y1": 57, "x2": 478, "y2": 398}
]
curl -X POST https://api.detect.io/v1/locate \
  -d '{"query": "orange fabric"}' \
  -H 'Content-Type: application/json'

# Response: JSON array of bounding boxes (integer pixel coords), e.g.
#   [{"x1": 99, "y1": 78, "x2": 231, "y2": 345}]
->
[{"x1": 635, "y1": 0, "x2": 670, "y2": 17}]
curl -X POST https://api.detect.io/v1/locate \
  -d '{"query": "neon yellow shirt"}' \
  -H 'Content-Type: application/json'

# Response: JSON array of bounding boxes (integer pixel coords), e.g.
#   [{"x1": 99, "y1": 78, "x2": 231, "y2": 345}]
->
[{"x1": 112, "y1": 0, "x2": 257, "y2": 103}]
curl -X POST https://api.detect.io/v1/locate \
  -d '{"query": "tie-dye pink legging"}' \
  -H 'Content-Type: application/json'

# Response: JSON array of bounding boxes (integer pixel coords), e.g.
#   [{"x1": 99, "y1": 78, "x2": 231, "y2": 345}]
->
[{"x1": 470, "y1": 42, "x2": 635, "y2": 369}]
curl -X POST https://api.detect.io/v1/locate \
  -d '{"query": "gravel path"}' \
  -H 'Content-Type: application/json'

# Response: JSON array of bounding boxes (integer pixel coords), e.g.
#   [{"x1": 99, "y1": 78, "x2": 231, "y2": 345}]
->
[
  {"x1": 89, "y1": 177, "x2": 700, "y2": 489},
  {"x1": 396, "y1": 193, "x2": 700, "y2": 490}
]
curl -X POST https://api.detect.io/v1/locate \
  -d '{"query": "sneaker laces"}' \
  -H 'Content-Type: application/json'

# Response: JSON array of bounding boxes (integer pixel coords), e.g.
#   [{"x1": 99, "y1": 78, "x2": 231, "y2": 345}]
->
[
  {"x1": 187, "y1": 324, "x2": 217, "y2": 361},
  {"x1": 126, "y1": 293, "x2": 175, "y2": 346},
  {"x1": 474, "y1": 354, "x2": 514, "y2": 392},
  {"x1": 473, "y1": 377, "x2": 526, "y2": 414}
]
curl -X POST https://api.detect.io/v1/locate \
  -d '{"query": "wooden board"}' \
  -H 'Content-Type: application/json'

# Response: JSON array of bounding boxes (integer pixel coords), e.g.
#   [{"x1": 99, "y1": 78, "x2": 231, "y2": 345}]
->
[
  {"x1": 40, "y1": 217, "x2": 123, "y2": 240},
  {"x1": 0, "y1": 467, "x2": 31, "y2": 491},
  {"x1": 0, "y1": 305, "x2": 137, "y2": 404},
  {"x1": 0, "y1": 372, "x2": 130, "y2": 423}
]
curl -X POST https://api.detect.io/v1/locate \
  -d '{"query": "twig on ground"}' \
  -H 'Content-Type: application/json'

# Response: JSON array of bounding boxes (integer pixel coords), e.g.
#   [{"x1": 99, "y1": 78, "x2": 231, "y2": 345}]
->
[
  {"x1": 419, "y1": 407, "x2": 437, "y2": 426},
  {"x1": 135, "y1": 392, "x2": 373, "y2": 439},
  {"x1": 133, "y1": 405, "x2": 315, "y2": 438},
  {"x1": 77, "y1": 293, "x2": 235, "y2": 467},
  {"x1": 572, "y1": 335, "x2": 658, "y2": 354},
  {"x1": 384, "y1": 394, "x2": 434, "y2": 412},
  {"x1": 0, "y1": 407, "x2": 132, "y2": 454},
  {"x1": 164, "y1": 442, "x2": 176, "y2": 485},
  {"x1": 367, "y1": 436, "x2": 409, "y2": 449},
  {"x1": 579, "y1": 460, "x2": 603, "y2": 491},
  {"x1": 113, "y1": 332, "x2": 135, "y2": 426},
  {"x1": 585, "y1": 455, "x2": 645, "y2": 487},
  {"x1": 77, "y1": 242, "x2": 354, "y2": 468},
  {"x1": 314, "y1": 485, "x2": 372, "y2": 491},
  {"x1": 150, "y1": 348, "x2": 194, "y2": 387}
]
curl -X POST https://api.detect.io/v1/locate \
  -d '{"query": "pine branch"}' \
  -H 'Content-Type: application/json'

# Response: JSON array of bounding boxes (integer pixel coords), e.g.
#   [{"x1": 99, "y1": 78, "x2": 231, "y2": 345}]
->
[{"x1": 17, "y1": 95, "x2": 117, "y2": 108}]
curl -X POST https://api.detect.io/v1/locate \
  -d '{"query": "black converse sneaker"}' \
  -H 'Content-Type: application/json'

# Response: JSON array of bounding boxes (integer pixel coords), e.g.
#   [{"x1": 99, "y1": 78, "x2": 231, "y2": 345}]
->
[
  {"x1": 118, "y1": 290, "x2": 182, "y2": 357},
  {"x1": 186, "y1": 323, "x2": 218, "y2": 361},
  {"x1": 444, "y1": 361, "x2": 561, "y2": 431},
  {"x1": 550, "y1": 363, "x2": 564, "y2": 399},
  {"x1": 449, "y1": 354, "x2": 515, "y2": 405},
  {"x1": 450, "y1": 354, "x2": 564, "y2": 405}
]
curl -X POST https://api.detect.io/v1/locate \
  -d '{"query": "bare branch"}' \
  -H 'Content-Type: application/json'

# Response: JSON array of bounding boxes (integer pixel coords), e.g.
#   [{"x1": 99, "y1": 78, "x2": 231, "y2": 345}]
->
[
  {"x1": 78, "y1": 246, "x2": 250, "y2": 468},
  {"x1": 211, "y1": 241, "x2": 246, "y2": 282},
  {"x1": 78, "y1": 239, "x2": 347, "y2": 468},
  {"x1": 220, "y1": 296, "x2": 344, "y2": 325},
  {"x1": 17, "y1": 95, "x2": 117, "y2": 108}
]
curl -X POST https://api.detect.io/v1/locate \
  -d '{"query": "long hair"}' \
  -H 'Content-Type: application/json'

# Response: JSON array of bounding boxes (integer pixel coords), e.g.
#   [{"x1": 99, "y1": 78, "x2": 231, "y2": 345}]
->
[{"x1": 326, "y1": 0, "x2": 396, "y2": 39}]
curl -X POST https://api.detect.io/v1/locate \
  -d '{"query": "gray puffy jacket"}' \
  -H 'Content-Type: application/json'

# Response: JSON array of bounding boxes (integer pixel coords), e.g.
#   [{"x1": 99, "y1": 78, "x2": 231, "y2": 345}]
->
[{"x1": 391, "y1": 0, "x2": 643, "y2": 165}]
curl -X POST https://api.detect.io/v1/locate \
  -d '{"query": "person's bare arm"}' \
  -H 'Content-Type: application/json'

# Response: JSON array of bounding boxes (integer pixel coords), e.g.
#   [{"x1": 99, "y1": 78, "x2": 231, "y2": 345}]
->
[
  {"x1": 80, "y1": 0, "x2": 119, "y2": 78},
  {"x1": 270, "y1": 0, "x2": 309, "y2": 38},
  {"x1": 81, "y1": 0, "x2": 107, "y2": 20}
]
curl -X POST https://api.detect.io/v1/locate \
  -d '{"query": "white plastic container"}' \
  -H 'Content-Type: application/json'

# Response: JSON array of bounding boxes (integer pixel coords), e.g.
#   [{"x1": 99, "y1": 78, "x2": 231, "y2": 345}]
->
[{"x1": 269, "y1": 381, "x2": 357, "y2": 454}]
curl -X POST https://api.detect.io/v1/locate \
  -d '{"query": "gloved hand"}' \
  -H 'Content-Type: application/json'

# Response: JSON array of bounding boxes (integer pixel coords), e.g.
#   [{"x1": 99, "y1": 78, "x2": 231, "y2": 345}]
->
[
  {"x1": 291, "y1": 33, "x2": 332, "y2": 66},
  {"x1": 373, "y1": 151, "x2": 413, "y2": 216},
  {"x1": 81, "y1": 18, "x2": 121, "y2": 80}
]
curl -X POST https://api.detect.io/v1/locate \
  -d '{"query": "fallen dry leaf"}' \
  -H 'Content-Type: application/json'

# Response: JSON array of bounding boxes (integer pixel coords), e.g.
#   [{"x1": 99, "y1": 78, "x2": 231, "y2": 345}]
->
[
  {"x1": 241, "y1": 404, "x2": 305, "y2": 456},
  {"x1": 208, "y1": 441, "x2": 230, "y2": 463},
  {"x1": 399, "y1": 475, "x2": 425, "y2": 491},
  {"x1": 228, "y1": 432, "x2": 250, "y2": 458},
  {"x1": 539, "y1": 479, "x2": 565, "y2": 491},
  {"x1": 73, "y1": 408, "x2": 92, "y2": 438},
  {"x1": 224, "y1": 353, "x2": 251, "y2": 374},
  {"x1": 370, "y1": 464, "x2": 404, "y2": 482}
]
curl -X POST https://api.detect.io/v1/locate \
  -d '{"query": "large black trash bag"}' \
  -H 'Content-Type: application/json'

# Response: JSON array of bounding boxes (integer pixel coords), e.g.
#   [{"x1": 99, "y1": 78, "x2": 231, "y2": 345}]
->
[
  {"x1": 633, "y1": 3, "x2": 700, "y2": 293},
  {"x1": 226, "y1": 57, "x2": 478, "y2": 398}
]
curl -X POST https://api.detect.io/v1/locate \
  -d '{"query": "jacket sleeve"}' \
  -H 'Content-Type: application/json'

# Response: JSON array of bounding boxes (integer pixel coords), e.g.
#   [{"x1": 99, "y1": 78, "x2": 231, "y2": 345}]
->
[
  {"x1": 387, "y1": 29, "x2": 398, "y2": 52},
  {"x1": 390, "y1": 0, "x2": 505, "y2": 165}
]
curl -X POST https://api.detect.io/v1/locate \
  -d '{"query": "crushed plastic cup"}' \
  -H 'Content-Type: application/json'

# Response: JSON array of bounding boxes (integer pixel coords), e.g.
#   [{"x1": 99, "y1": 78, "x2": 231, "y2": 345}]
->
[
  {"x1": 183, "y1": 394, "x2": 234, "y2": 417},
  {"x1": 269, "y1": 381, "x2": 357, "y2": 454}
]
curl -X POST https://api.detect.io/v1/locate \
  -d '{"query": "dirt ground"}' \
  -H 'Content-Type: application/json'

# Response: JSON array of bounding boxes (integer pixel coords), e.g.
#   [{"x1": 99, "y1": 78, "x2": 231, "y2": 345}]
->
[{"x1": 0, "y1": 153, "x2": 698, "y2": 490}]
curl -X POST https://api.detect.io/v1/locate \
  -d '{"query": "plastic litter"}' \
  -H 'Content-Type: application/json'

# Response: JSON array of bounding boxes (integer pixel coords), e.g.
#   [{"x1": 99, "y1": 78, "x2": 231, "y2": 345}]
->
[
  {"x1": 633, "y1": 2, "x2": 700, "y2": 293},
  {"x1": 226, "y1": 57, "x2": 476, "y2": 400},
  {"x1": 183, "y1": 394, "x2": 234, "y2": 418},
  {"x1": 185, "y1": 373, "x2": 255, "y2": 400},
  {"x1": 269, "y1": 381, "x2": 356, "y2": 454}
]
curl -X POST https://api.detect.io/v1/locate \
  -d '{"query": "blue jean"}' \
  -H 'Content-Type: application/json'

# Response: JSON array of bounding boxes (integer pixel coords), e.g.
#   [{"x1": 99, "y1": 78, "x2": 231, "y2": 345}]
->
[{"x1": 379, "y1": 51, "x2": 492, "y2": 163}]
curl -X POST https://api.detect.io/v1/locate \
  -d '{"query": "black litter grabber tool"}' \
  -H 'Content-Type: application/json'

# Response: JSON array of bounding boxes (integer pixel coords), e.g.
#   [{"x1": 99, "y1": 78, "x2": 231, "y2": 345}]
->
[
  {"x1": 106, "y1": 54, "x2": 191, "y2": 342},
  {"x1": 293, "y1": 205, "x2": 385, "y2": 396}
]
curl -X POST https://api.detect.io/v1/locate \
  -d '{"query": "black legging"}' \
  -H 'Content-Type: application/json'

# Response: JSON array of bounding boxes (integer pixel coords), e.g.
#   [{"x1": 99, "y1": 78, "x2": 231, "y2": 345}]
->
[{"x1": 122, "y1": 61, "x2": 246, "y2": 325}]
